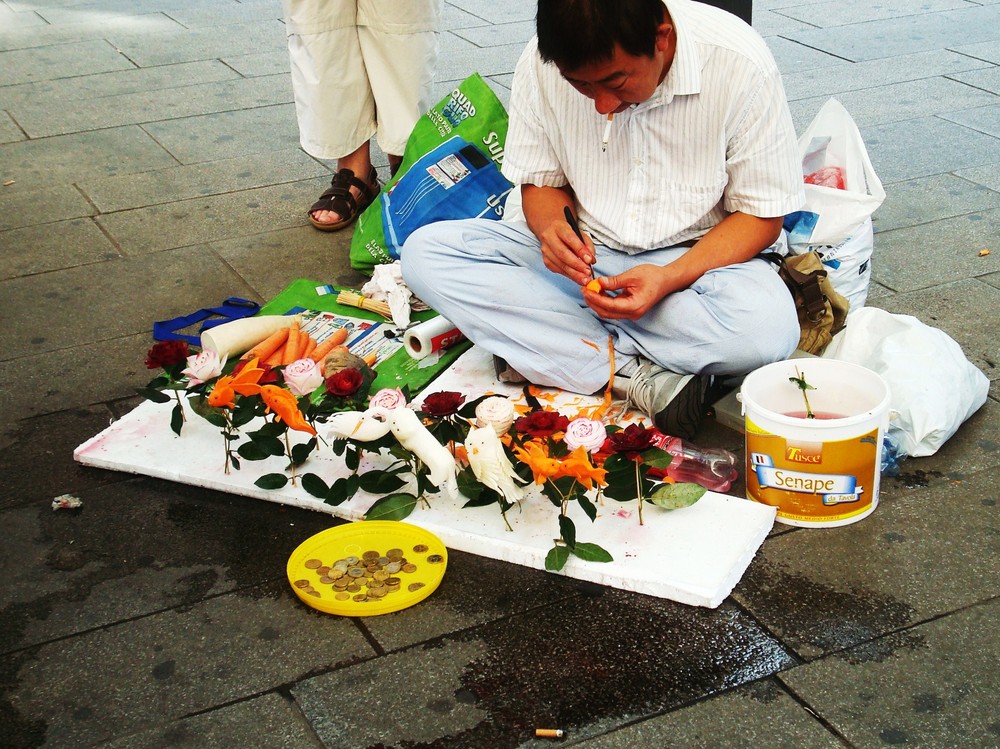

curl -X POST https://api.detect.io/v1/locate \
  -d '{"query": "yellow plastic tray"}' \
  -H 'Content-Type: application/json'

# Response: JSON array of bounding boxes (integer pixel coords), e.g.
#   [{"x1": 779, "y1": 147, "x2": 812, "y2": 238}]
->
[{"x1": 286, "y1": 521, "x2": 447, "y2": 616}]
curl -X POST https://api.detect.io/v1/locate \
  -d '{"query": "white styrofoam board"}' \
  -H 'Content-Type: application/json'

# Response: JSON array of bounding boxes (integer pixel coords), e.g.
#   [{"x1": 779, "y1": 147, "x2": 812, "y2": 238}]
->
[{"x1": 75, "y1": 347, "x2": 775, "y2": 608}]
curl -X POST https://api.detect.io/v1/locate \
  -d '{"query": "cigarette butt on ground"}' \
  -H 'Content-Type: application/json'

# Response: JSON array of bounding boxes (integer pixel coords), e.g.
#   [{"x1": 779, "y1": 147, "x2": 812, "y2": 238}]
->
[{"x1": 535, "y1": 728, "x2": 566, "y2": 739}]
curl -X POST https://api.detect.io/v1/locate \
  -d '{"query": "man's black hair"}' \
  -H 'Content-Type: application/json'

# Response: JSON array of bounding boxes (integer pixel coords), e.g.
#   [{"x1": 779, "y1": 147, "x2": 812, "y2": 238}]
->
[{"x1": 536, "y1": 0, "x2": 666, "y2": 71}]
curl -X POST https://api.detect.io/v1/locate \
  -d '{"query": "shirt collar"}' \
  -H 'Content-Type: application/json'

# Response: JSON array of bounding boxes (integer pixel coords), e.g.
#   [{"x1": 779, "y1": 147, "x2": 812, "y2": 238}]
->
[{"x1": 640, "y1": 0, "x2": 702, "y2": 109}]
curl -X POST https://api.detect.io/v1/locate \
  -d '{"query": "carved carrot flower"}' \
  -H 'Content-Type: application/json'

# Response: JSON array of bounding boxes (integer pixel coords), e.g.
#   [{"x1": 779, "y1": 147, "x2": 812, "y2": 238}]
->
[
  {"x1": 207, "y1": 357, "x2": 266, "y2": 409},
  {"x1": 554, "y1": 445, "x2": 607, "y2": 490},
  {"x1": 512, "y1": 441, "x2": 562, "y2": 485}
]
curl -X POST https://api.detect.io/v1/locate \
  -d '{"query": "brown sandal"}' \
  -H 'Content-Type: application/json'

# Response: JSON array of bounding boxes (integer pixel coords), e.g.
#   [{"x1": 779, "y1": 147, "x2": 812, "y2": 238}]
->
[{"x1": 308, "y1": 166, "x2": 380, "y2": 232}]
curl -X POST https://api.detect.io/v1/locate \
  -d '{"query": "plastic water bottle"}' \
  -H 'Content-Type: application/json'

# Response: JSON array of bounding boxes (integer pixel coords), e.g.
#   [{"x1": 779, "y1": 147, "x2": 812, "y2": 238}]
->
[{"x1": 648, "y1": 430, "x2": 739, "y2": 493}]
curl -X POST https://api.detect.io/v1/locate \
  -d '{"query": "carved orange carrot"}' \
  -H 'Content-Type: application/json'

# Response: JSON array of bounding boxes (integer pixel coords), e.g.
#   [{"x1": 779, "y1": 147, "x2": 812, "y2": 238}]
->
[{"x1": 259, "y1": 384, "x2": 316, "y2": 434}]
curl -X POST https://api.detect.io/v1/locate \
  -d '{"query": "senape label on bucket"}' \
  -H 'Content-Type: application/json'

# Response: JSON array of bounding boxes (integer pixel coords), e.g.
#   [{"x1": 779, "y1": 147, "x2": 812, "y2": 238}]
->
[{"x1": 745, "y1": 418, "x2": 880, "y2": 523}]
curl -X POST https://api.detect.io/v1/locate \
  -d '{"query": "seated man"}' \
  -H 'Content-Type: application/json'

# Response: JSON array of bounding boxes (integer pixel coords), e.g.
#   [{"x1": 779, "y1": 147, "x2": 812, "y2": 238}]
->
[{"x1": 402, "y1": 0, "x2": 804, "y2": 440}]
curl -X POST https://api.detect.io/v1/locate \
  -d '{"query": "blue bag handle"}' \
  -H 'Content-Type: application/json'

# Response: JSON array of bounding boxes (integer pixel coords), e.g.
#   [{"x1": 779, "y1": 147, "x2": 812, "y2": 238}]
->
[{"x1": 153, "y1": 297, "x2": 261, "y2": 345}]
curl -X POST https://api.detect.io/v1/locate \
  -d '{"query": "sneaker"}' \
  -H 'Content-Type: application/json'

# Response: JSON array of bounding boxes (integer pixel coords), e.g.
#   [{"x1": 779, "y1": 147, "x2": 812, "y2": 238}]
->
[
  {"x1": 493, "y1": 355, "x2": 528, "y2": 384},
  {"x1": 613, "y1": 361, "x2": 711, "y2": 440}
]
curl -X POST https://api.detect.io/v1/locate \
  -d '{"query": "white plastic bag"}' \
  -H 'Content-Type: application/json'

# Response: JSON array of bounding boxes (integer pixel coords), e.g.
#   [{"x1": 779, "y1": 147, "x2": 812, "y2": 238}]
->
[
  {"x1": 809, "y1": 216, "x2": 874, "y2": 311},
  {"x1": 786, "y1": 98, "x2": 886, "y2": 248},
  {"x1": 822, "y1": 308, "x2": 989, "y2": 457}
]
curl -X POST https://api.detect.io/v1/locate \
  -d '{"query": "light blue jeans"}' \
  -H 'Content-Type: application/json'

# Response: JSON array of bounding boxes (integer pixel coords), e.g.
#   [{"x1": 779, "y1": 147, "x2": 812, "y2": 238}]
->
[{"x1": 401, "y1": 218, "x2": 798, "y2": 394}]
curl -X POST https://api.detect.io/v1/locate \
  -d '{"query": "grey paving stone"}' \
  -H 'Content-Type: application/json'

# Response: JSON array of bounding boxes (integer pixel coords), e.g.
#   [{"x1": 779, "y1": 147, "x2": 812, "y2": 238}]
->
[
  {"x1": 12, "y1": 73, "x2": 292, "y2": 138},
  {"x1": 751, "y1": 8, "x2": 815, "y2": 38},
  {"x1": 294, "y1": 591, "x2": 795, "y2": 748},
  {"x1": 222, "y1": 50, "x2": 290, "y2": 78},
  {"x1": 160, "y1": 1, "x2": 283, "y2": 28},
  {"x1": 107, "y1": 19, "x2": 286, "y2": 67},
  {"x1": 99, "y1": 692, "x2": 325, "y2": 749},
  {"x1": 0, "y1": 38, "x2": 136, "y2": 87},
  {"x1": 872, "y1": 210, "x2": 1000, "y2": 294},
  {"x1": 0, "y1": 6, "x2": 44, "y2": 29},
  {"x1": 953, "y1": 39, "x2": 1000, "y2": 65},
  {"x1": 453, "y1": 20, "x2": 534, "y2": 49},
  {"x1": 956, "y1": 163, "x2": 1000, "y2": 191},
  {"x1": 0, "y1": 13, "x2": 184, "y2": 53},
  {"x1": 0, "y1": 59, "x2": 239, "y2": 110},
  {"x1": 96, "y1": 179, "x2": 319, "y2": 253},
  {"x1": 778, "y1": 0, "x2": 972, "y2": 27},
  {"x1": 873, "y1": 173, "x2": 1000, "y2": 234},
  {"x1": 779, "y1": 599, "x2": 1000, "y2": 749},
  {"x1": 0, "y1": 218, "x2": 118, "y2": 278},
  {"x1": 940, "y1": 103, "x2": 1000, "y2": 139},
  {"x1": 0, "y1": 476, "x2": 337, "y2": 652},
  {"x1": 871, "y1": 277, "x2": 1000, "y2": 381},
  {"x1": 783, "y1": 4, "x2": 1000, "y2": 62},
  {"x1": 0, "y1": 110, "x2": 25, "y2": 144},
  {"x1": 209, "y1": 225, "x2": 366, "y2": 301},
  {"x1": 781, "y1": 49, "x2": 992, "y2": 103},
  {"x1": 443, "y1": 2, "x2": 490, "y2": 31},
  {"x1": 140, "y1": 103, "x2": 300, "y2": 164},
  {"x1": 573, "y1": 679, "x2": 843, "y2": 749},
  {"x1": 0, "y1": 183, "x2": 94, "y2": 231},
  {"x1": 1, "y1": 580, "x2": 373, "y2": 747},
  {"x1": 733, "y1": 467, "x2": 999, "y2": 659},
  {"x1": 102, "y1": 691, "x2": 322, "y2": 748},
  {"x1": 788, "y1": 76, "x2": 1000, "y2": 132},
  {"x1": 0, "y1": 404, "x2": 125, "y2": 508},
  {"x1": 445, "y1": 0, "x2": 537, "y2": 25},
  {"x1": 0, "y1": 126, "x2": 177, "y2": 190},
  {"x1": 767, "y1": 36, "x2": 845, "y2": 76},
  {"x1": 948, "y1": 65, "x2": 1000, "y2": 96},
  {"x1": 79, "y1": 148, "x2": 326, "y2": 212},
  {"x1": 860, "y1": 116, "x2": 1000, "y2": 183},
  {"x1": 362, "y1": 550, "x2": 584, "y2": 652},
  {"x1": 434, "y1": 36, "x2": 524, "y2": 83},
  {"x1": 0, "y1": 245, "x2": 257, "y2": 359},
  {"x1": 0, "y1": 332, "x2": 166, "y2": 424}
]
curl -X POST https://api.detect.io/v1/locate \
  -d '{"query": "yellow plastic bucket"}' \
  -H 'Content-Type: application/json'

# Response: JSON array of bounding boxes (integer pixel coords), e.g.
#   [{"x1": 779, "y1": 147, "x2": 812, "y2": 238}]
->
[{"x1": 741, "y1": 358, "x2": 891, "y2": 527}]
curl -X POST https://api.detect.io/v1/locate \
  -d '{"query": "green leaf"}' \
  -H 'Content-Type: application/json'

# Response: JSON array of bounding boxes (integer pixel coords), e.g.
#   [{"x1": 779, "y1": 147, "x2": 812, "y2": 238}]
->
[
  {"x1": 202, "y1": 411, "x2": 228, "y2": 429},
  {"x1": 462, "y1": 490, "x2": 499, "y2": 508},
  {"x1": 236, "y1": 441, "x2": 272, "y2": 461},
  {"x1": 254, "y1": 473, "x2": 288, "y2": 490},
  {"x1": 648, "y1": 482, "x2": 706, "y2": 510},
  {"x1": 640, "y1": 446, "x2": 672, "y2": 470},
  {"x1": 456, "y1": 467, "x2": 485, "y2": 500},
  {"x1": 290, "y1": 438, "x2": 316, "y2": 466},
  {"x1": 571, "y1": 542, "x2": 613, "y2": 563},
  {"x1": 364, "y1": 493, "x2": 417, "y2": 521},
  {"x1": 229, "y1": 455, "x2": 240, "y2": 471},
  {"x1": 249, "y1": 434, "x2": 285, "y2": 457},
  {"x1": 577, "y1": 494, "x2": 598, "y2": 523},
  {"x1": 301, "y1": 472, "x2": 329, "y2": 499},
  {"x1": 359, "y1": 470, "x2": 407, "y2": 495},
  {"x1": 136, "y1": 387, "x2": 172, "y2": 403},
  {"x1": 558, "y1": 514, "x2": 576, "y2": 549},
  {"x1": 325, "y1": 475, "x2": 360, "y2": 506},
  {"x1": 169, "y1": 403, "x2": 184, "y2": 436},
  {"x1": 545, "y1": 545, "x2": 571, "y2": 571},
  {"x1": 256, "y1": 421, "x2": 286, "y2": 438},
  {"x1": 345, "y1": 446, "x2": 361, "y2": 471}
]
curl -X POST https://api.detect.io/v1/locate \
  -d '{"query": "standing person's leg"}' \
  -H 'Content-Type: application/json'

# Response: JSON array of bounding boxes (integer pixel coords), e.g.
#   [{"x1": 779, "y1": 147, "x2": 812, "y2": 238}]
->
[
  {"x1": 283, "y1": 0, "x2": 381, "y2": 229},
  {"x1": 358, "y1": 0, "x2": 442, "y2": 176},
  {"x1": 402, "y1": 219, "x2": 616, "y2": 394}
]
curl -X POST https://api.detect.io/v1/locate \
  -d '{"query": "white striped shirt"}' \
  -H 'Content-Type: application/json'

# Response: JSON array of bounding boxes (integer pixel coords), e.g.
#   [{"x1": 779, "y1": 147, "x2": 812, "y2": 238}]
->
[{"x1": 501, "y1": 0, "x2": 805, "y2": 253}]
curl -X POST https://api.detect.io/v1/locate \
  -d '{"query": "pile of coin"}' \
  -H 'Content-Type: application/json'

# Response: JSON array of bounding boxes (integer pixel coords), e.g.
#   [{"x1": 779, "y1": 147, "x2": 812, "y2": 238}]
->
[{"x1": 293, "y1": 543, "x2": 444, "y2": 604}]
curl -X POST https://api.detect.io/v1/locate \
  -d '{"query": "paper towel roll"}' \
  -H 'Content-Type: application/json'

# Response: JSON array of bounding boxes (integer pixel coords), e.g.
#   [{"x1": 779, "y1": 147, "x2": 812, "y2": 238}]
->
[
  {"x1": 200, "y1": 315, "x2": 296, "y2": 358},
  {"x1": 403, "y1": 317, "x2": 465, "y2": 360}
]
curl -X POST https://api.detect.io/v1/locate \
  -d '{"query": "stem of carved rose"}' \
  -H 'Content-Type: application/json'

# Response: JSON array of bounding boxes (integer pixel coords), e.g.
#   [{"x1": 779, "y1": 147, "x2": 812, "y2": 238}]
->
[
  {"x1": 284, "y1": 431, "x2": 297, "y2": 486},
  {"x1": 635, "y1": 460, "x2": 644, "y2": 526}
]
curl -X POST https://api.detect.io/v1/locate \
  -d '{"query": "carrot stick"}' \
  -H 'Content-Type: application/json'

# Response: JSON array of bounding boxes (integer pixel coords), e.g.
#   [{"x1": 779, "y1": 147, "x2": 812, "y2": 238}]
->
[
  {"x1": 241, "y1": 326, "x2": 290, "y2": 361},
  {"x1": 363, "y1": 352, "x2": 378, "y2": 367},
  {"x1": 302, "y1": 335, "x2": 317, "y2": 360},
  {"x1": 264, "y1": 347, "x2": 284, "y2": 367},
  {"x1": 282, "y1": 321, "x2": 301, "y2": 365},
  {"x1": 308, "y1": 328, "x2": 350, "y2": 363}
]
